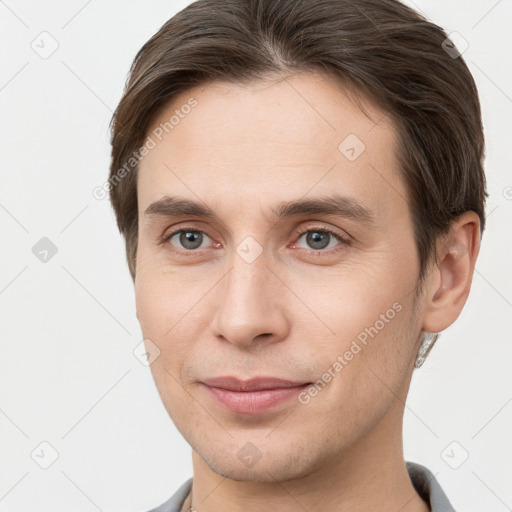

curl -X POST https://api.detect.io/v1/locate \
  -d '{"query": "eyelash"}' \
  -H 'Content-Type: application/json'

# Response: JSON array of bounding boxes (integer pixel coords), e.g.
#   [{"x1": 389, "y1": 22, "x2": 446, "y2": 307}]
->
[
  {"x1": 291, "y1": 225, "x2": 350, "y2": 255},
  {"x1": 158, "y1": 224, "x2": 350, "y2": 256}
]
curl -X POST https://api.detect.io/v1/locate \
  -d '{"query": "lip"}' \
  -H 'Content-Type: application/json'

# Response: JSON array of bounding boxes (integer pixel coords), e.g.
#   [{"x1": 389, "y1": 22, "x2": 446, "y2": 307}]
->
[{"x1": 201, "y1": 376, "x2": 311, "y2": 414}]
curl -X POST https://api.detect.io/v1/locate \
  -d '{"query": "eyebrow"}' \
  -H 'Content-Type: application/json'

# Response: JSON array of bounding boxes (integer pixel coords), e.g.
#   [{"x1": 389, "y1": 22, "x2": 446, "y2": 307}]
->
[{"x1": 144, "y1": 194, "x2": 374, "y2": 224}]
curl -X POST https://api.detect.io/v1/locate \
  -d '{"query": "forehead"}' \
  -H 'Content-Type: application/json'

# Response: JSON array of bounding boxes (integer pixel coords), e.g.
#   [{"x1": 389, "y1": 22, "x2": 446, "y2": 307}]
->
[{"x1": 137, "y1": 72, "x2": 406, "y2": 222}]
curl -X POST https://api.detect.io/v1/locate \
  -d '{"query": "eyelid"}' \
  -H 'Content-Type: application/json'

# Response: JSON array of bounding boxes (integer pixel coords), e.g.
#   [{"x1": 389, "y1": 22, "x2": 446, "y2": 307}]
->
[{"x1": 292, "y1": 222, "x2": 350, "y2": 242}]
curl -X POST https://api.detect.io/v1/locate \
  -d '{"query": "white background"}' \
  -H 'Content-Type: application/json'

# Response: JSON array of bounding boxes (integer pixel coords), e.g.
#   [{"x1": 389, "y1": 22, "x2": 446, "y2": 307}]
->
[{"x1": 0, "y1": 1, "x2": 511, "y2": 510}]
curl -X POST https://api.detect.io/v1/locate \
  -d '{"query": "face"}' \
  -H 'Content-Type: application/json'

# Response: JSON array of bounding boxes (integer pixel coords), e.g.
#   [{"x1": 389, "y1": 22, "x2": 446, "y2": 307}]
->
[{"x1": 135, "y1": 72, "x2": 426, "y2": 482}]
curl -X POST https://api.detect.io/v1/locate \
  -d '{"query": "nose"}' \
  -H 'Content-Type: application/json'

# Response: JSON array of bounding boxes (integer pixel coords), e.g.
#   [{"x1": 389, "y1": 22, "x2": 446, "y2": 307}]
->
[{"x1": 210, "y1": 248, "x2": 290, "y2": 349}]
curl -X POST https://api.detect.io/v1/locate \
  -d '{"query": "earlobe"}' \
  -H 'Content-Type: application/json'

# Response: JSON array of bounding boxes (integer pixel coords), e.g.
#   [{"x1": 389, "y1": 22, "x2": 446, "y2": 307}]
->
[{"x1": 422, "y1": 211, "x2": 481, "y2": 334}]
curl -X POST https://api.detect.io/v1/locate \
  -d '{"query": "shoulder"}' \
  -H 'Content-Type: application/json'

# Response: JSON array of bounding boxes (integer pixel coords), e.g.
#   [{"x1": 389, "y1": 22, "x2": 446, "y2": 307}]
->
[
  {"x1": 406, "y1": 461, "x2": 457, "y2": 512},
  {"x1": 145, "y1": 478, "x2": 193, "y2": 512}
]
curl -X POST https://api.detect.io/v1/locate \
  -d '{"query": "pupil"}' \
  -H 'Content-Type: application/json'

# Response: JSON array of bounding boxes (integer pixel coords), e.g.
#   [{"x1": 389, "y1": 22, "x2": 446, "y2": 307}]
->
[
  {"x1": 181, "y1": 231, "x2": 202, "y2": 249},
  {"x1": 307, "y1": 231, "x2": 329, "y2": 249}
]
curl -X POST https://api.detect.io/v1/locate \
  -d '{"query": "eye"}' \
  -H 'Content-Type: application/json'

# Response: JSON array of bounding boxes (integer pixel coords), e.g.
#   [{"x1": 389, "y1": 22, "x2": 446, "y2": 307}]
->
[
  {"x1": 293, "y1": 227, "x2": 348, "y2": 253},
  {"x1": 159, "y1": 225, "x2": 349, "y2": 255},
  {"x1": 164, "y1": 228, "x2": 213, "y2": 251}
]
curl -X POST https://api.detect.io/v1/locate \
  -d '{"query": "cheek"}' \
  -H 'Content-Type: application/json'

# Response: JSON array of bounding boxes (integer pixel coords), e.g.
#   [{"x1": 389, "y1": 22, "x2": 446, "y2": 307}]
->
[
  {"x1": 292, "y1": 259, "x2": 409, "y2": 343},
  {"x1": 135, "y1": 270, "x2": 195, "y2": 418},
  {"x1": 304, "y1": 262, "x2": 420, "y2": 392},
  {"x1": 135, "y1": 260, "x2": 189, "y2": 338},
  {"x1": 135, "y1": 266, "x2": 209, "y2": 374},
  {"x1": 349, "y1": 301, "x2": 416, "y2": 374},
  {"x1": 135, "y1": 271, "x2": 165, "y2": 338},
  {"x1": 303, "y1": 300, "x2": 419, "y2": 438}
]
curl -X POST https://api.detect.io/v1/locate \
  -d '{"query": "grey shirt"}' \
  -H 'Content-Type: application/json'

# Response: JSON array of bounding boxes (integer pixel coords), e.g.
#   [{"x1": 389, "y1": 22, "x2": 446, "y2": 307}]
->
[{"x1": 147, "y1": 461, "x2": 455, "y2": 512}]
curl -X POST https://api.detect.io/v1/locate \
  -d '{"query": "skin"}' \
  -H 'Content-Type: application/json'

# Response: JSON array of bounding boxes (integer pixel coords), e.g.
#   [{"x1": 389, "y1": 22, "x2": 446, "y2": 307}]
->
[{"x1": 135, "y1": 71, "x2": 480, "y2": 512}]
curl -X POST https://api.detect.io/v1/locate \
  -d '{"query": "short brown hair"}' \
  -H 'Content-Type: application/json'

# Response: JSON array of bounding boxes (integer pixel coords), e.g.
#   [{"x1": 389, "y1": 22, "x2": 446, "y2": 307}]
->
[{"x1": 109, "y1": 0, "x2": 487, "y2": 281}]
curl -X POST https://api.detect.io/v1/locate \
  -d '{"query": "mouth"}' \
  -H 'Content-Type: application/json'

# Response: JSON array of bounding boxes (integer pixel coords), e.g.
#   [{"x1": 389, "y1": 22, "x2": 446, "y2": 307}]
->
[{"x1": 201, "y1": 376, "x2": 312, "y2": 414}]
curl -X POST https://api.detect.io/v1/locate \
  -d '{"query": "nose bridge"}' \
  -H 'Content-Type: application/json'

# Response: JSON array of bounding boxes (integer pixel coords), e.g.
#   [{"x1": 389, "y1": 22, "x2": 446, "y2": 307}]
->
[
  {"x1": 210, "y1": 244, "x2": 288, "y2": 347},
  {"x1": 228, "y1": 248, "x2": 269, "y2": 302}
]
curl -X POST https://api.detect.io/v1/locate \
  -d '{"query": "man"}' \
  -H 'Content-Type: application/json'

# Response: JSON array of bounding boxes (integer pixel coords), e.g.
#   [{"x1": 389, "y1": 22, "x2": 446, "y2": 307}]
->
[{"x1": 108, "y1": 0, "x2": 486, "y2": 510}]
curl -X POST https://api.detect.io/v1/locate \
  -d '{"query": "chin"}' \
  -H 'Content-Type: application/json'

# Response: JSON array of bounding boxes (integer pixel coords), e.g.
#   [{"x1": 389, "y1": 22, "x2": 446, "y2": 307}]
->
[{"x1": 193, "y1": 436, "x2": 331, "y2": 483}]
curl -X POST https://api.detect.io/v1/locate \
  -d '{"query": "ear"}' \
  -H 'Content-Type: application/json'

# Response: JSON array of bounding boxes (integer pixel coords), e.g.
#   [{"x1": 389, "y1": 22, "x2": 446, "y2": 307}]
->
[{"x1": 421, "y1": 211, "x2": 481, "y2": 333}]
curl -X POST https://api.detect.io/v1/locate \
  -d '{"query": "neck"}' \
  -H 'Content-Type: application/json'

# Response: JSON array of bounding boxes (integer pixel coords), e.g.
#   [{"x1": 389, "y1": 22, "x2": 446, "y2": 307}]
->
[{"x1": 187, "y1": 396, "x2": 429, "y2": 512}]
